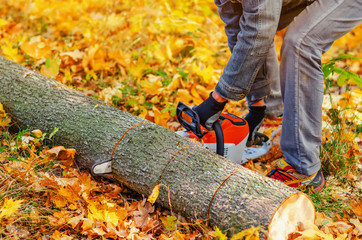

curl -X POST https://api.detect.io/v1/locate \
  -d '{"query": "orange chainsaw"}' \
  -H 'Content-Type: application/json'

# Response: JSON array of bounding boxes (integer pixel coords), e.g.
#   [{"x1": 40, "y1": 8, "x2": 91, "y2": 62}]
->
[{"x1": 176, "y1": 102, "x2": 271, "y2": 164}]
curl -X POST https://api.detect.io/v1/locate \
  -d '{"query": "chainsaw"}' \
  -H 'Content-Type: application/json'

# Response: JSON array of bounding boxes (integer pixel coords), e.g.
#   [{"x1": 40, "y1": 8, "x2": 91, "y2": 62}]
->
[{"x1": 175, "y1": 102, "x2": 271, "y2": 164}]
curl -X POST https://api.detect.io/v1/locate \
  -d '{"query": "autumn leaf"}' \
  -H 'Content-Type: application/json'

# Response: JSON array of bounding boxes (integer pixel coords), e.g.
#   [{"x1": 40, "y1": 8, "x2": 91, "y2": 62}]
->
[
  {"x1": 351, "y1": 199, "x2": 362, "y2": 218},
  {"x1": 230, "y1": 226, "x2": 260, "y2": 240},
  {"x1": 147, "y1": 184, "x2": 160, "y2": 204},
  {"x1": 20, "y1": 36, "x2": 52, "y2": 60},
  {"x1": 0, "y1": 18, "x2": 9, "y2": 27},
  {"x1": 31, "y1": 129, "x2": 43, "y2": 138},
  {"x1": 350, "y1": 218, "x2": 362, "y2": 237},
  {"x1": 46, "y1": 146, "x2": 76, "y2": 166},
  {"x1": 209, "y1": 226, "x2": 227, "y2": 240},
  {"x1": 153, "y1": 106, "x2": 170, "y2": 127},
  {"x1": 161, "y1": 215, "x2": 178, "y2": 231},
  {"x1": 0, "y1": 103, "x2": 11, "y2": 128},
  {"x1": 0, "y1": 198, "x2": 24, "y2": 218},
  {"x1": 41, "y1": 57, "x2": 61, "y2": 78}
]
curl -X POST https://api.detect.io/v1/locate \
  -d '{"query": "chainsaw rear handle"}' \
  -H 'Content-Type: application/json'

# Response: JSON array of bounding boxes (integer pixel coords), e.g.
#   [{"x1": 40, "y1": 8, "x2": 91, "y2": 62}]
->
[{"x1": 176, "y1": 102, "x2": 224, "y2": 156}]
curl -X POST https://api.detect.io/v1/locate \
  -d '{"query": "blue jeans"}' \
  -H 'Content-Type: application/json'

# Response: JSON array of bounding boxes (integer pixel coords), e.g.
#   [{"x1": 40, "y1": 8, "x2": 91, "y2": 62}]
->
[
  {"x1": 215, "y1": 0, "x2": 362, "y2": 174},
  {"x1": 214, "y1": 0, "x2": 283, "y2": 102},
  {"x1": 280, "y1": 0, "x2": 362, "y2": 175},
  {"x1": 214, "y1": 0, "x2": 313, "y2": 117}
]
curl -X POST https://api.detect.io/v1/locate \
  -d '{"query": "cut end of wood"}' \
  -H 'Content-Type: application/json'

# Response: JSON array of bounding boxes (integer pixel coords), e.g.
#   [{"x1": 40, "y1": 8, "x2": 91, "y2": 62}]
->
[{"x1": 268, "y1": 192, "x2": 315, "y2": 240}]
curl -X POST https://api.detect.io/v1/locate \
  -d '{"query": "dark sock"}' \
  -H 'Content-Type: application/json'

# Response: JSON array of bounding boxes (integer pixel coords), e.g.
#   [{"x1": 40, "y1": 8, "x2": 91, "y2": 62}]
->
[{"x1": 244, "y1": 106, "x2": 266, "y2": 142}]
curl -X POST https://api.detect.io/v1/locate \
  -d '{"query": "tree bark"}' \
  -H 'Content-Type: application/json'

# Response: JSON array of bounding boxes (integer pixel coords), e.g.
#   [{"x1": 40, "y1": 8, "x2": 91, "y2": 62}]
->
[{"x1": 0, "y1": 56, "x2": 314, "y2": 239}]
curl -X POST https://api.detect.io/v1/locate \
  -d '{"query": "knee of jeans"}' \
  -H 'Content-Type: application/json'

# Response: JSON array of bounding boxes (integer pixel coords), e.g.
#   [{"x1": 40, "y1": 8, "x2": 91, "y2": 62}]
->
[
  {"x1": 282, "y1": 32, "x2": 300, "y2": 52},
  {"x1": 283, "y1": 30, "x2": 321, "y2": 54}
]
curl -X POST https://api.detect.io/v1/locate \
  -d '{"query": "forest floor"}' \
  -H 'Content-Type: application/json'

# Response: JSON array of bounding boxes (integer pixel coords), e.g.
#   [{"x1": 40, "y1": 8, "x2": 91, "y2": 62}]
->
[{"x1": 0, "y1": 0, "x2": 361, "y2": 239}]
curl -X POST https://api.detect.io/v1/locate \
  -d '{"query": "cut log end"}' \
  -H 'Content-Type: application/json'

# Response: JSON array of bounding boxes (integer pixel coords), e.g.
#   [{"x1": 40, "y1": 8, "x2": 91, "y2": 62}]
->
[{"x1": 268, "y1": 192, "x2": 315, "y2": 240}]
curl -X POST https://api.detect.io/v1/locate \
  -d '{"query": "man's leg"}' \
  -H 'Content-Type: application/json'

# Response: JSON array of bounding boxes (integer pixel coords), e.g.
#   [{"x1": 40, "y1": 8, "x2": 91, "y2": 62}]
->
[
  {"x1": 280, "y1": 0, "x2": 362, "y2": 175},
  {"x1": 264, "y1": 45, "x2": 283, "y2": 118}
]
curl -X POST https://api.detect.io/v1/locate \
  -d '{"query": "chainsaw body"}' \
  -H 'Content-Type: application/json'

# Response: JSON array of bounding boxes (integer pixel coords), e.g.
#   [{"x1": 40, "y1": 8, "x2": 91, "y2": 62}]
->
[
  {"x1": 176, "y1": 102, "x2": 252, "y2": 164},
  {"x1": 176, "y1": 112, "x2": 249, "y2": 164}
]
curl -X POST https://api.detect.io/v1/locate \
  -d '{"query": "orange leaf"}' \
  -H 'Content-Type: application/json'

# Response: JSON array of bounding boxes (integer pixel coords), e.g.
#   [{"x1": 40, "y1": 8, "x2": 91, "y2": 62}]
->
[
  {"x1": 46, "y1": 146, "x2": 76, "y2": 166},
  {"x1": 153, "y1": 106, "x2": 170, "y2": 127},
  {"x1": 351, "y1": 199, "x2": 362, "y2": 218},
  {"x1": 20, "y1": 37, "x2": 51, "y2": 59}
]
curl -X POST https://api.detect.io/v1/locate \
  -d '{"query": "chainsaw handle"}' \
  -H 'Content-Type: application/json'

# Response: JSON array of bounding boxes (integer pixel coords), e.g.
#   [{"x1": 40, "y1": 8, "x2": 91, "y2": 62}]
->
[
  {"x1": 177, "y1": 101, "x2": 224, "y2": 157},
  {"x1": 213, "y1": 121, "x2": 224, "y2": 157},
  {"x1": 176, "y1": 102, "x2": 203, "y2": 138}
]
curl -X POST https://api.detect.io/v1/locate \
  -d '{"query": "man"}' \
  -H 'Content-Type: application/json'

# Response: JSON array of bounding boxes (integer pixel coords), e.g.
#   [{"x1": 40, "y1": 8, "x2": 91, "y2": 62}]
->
[{"x1": 194, "y1": 0, "x2": 362, "y2": 191}]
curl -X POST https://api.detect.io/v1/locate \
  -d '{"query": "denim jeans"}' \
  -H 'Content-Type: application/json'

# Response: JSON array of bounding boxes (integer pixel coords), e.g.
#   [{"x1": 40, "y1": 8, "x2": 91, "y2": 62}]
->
[
  {"x1": 214, "y1": 0, "x2": 313, "y2": 117},
  {"x1": 215, "y1": 0, "x2": 362, "y2": 175},
  {"x1": 280, "y1": 0, "x2": 362, "y2": 175},
  {"x1": 214, "y1": 0, "x2": 283, "y2": 102}
]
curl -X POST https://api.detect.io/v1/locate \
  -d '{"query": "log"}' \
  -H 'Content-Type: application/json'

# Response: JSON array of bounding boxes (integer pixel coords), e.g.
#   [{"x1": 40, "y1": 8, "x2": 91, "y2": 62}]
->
[{"x1": 0, "y1": 56, "x2": 315, "y2": 239}]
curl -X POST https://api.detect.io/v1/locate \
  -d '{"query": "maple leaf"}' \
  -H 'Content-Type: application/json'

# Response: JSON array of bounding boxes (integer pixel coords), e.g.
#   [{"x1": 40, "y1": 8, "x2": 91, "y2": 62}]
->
[{"x1": 0, "y1": 198, "x2": 24, "y2": 218}]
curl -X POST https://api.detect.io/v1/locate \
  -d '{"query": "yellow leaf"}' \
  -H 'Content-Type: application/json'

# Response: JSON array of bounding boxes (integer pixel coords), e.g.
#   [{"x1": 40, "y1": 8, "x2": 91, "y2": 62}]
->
[
  {"x1": 58, "y1": 186, "x2": 80, "y2": 203},
  {"x1": 129, "y1": 14, "x2": 146, "y2": 33},
  {"x1": 138, "y1": 106, "x2": 148, "y2": 119},
  {"x1": 51, "y1": 195, "x2": 67, "y2": 208},
  {"x1": 1, "y1": 43, "x2": 23, "y2": 63},
  {"x1": 0, "y1": 198, "x2": 24, "y2": 218},
  {"x1": 31, "y1": 129, "x2": 43, "y2": 138},
  {"x1": 140, "y1": 75, "x2": 163, "y2": 94},
  {"x1": 41, "y1": 58, "x2": 61, "y2": 78},
  {"x1": 195, "y1": 85, "x2": 211, "y2": 100},
  {"x1": 129, "y1": 61, "x2": 148, "y2": 79},
  {"x1": 161, "y1": 215, "x2": 178, "y2": 231},
  {"x1": 196, "y1": 65, "x2": 214, "y2": 84},
  {"x1": 153, "y1": 106, "x2": 170, "y2": 127},
  {"x1": 230, "y1": 226, "x2": 260, "y2": 240},
  {"x1": 0, "y1": 115, "x2": 11, "y2": 128},
  {"x1": 175, "y1": 89, "x2": 194, "y2": 105},
  {"x1": 60, "y1": 49, "x2": 84, "y2": 61},
  {"x1": 209, "y1": 226, "x2": 227, "y2": 240},
  {"x1": 50, "y1": 230, "x2": 73, "y2": 240},
  {"x1": 87, "y1": 201, "x2": 127, "y2": 226},
  {"x1": 299, "y1": 224, "x2": 334, "y2": 240},
  {"x1": 190, "y1": 85, "x2": 204, "y2": 105},
  {"x1": 165, "y1": 74, "x2": 181, "y2": 92},
  {"x1": 147, "y1": 184, "x2": 160, "y2": 204},
  {"x1": 176, "y1": 230, "x2": 185, "y2": 240},
  {"x1": 150, "y1": 96, "x2": 161, "y2": 104},
  {"x1": 0, "y1": 18, "x2": 9, "y2": 27}
]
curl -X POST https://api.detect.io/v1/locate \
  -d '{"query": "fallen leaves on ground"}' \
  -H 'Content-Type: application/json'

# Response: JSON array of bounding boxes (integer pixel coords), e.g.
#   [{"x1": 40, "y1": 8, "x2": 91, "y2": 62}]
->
[{"x1": 0, "y1": 0, "x2": 361, "y2": 239}]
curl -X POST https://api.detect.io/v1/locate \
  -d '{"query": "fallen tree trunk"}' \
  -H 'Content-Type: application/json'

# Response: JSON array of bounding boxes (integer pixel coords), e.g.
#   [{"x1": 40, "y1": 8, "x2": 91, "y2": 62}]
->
[{"x1": 0, "y1": 56, "x2": 314, "y2": 239}]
